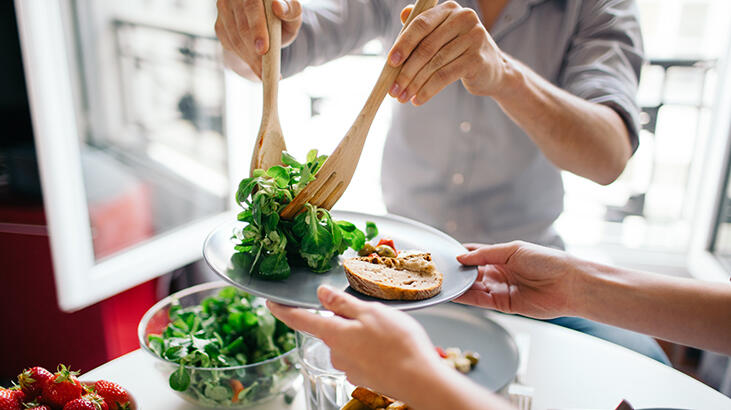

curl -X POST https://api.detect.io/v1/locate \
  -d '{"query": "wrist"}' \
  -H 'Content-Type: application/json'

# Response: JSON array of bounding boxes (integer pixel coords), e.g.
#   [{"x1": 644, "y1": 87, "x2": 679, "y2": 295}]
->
[
  {"x1": 492, "y1": 52, "x2": 527, "y2": 103},
  {"x1": 569, "y1": 259, "x2": 626, "y2": 320}
]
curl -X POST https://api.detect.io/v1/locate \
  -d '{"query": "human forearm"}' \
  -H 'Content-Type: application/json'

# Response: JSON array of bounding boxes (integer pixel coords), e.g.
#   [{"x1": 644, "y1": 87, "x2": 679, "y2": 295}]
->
[
  {"x1": 573, "y1": 263, "x2": 731, "y2": 355},
  {"x1": 493, "y1": 56, "x2": 632, "y2": 185},
  {"x1": 402, "y1": 361, "x2": 513, "y2": 410}
]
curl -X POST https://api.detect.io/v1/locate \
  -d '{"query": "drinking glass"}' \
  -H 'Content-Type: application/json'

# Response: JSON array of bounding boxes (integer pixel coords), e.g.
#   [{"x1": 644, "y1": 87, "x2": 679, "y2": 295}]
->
[{"x1": 297, "y1": 331, "x2": 354, "y2": 410}]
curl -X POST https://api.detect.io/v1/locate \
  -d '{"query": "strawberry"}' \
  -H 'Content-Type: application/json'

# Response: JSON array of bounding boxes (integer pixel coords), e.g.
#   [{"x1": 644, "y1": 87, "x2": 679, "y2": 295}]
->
[
  {"x1": 41, "y1": 365, "x2": 83, "y2": 408},
  {"x1": 62, "y1": 393, "x2": 108, "y2": 410},
  {"x1": 18, "y1": 367, "x2": 53, "y2": 400},
  {"x1": 0, "y1": 389, "x2": 21, "y2": 410},
  {"x1": 20, "y1": 403, "x2": 51, "y2": 410},
  {"x1": 92, "y1": 381, "x2": 129, "y2": 410}
]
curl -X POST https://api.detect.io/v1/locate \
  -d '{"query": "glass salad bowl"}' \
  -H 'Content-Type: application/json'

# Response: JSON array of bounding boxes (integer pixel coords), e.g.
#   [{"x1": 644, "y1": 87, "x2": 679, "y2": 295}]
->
[{"x1": 138, "y1": 281, "x2": 300, "y2": 408}]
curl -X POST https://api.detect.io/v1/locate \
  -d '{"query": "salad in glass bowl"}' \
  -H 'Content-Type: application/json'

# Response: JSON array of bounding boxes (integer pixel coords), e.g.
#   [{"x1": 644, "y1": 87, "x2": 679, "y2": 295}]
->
[{"x1": 138, "y1": 282, "x2": 299, "y2": 407}]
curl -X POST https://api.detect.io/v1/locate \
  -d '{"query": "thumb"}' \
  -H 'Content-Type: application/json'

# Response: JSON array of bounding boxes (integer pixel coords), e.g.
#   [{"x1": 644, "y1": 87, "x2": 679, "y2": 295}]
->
[
  {"x1": 456, "y1": 242, "x2": 521, "y2": 266},
  {"x1": 400, "y1": 5, "x2": 413, "y2": 24},
  {"x1": 317, "y1": 285, "x2": 369, "y2": 319},
  {"x1": 272, "y1": 0, "x2": 302, "y2": 22}
]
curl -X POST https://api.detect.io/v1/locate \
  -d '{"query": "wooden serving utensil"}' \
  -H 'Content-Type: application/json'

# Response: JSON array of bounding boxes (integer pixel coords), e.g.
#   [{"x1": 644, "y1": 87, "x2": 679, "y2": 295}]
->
[
  {"x1": 250, "y1": 0, "x2": 287, "y2": 175},
  {"x1": 280, "y1": 0, "x2": 438, "y2": 219}
]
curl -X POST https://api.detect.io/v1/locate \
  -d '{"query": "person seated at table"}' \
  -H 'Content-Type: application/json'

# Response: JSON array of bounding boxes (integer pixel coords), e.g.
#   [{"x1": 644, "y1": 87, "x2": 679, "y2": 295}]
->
[
  {"x1": 267, "y1": 241, "x2": 731, "y2": 410},
  {"x1": 217, "y1": 0, "x2": 672, "y2": 364}
]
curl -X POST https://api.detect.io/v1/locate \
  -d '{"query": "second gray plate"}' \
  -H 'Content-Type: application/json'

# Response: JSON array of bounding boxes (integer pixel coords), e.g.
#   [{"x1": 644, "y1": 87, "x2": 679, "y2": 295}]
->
[
  {"x1": 203, "y1": 211, "x2": 477, "y2": 310},
  {"x1": 412, "y1": 303, "x2": 519, "y2": 391}
]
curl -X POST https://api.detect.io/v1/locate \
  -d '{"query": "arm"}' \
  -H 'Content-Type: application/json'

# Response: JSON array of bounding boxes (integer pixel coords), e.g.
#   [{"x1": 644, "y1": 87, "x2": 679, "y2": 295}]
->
[
  {"x1": 386, "y1": 0, "x2": 643, "y2": 185},
  {"x1": 494, "y1": 57, "x2": 633, "y2": 185},
  {"x1": 268, "y1": 286, "x2": 513, "y2": 410},
  {"x1": 215, "y1": 0, "x2": 406, "y2": 79},
  {"x1": 456, "y1": 242, "x2": 731, "y2": 355}
]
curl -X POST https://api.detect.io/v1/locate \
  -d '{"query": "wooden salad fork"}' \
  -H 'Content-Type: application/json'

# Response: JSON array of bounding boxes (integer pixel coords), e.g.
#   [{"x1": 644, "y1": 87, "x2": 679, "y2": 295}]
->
[
  {"x1": 250, "y1": 0, "x2": 287, "y2": 175},
  {"x1": 280, "y1": 0, "x2": 438, "y2": 219}
]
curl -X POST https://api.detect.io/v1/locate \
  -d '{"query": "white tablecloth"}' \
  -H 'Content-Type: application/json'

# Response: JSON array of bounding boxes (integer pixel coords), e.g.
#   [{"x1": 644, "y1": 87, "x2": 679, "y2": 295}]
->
[{"x1": 82, "y1": 313, "x2": 730, "y2": 409}]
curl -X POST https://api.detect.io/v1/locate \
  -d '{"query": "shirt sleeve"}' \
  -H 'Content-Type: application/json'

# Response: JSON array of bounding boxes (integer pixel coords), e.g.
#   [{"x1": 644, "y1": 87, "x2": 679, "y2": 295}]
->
[
  {"x1": 558, "y1": 0, "x2": 645, "y2": 153},
  {"x1": 281, "y1": 0, "x2": 409, "y2": 78}
]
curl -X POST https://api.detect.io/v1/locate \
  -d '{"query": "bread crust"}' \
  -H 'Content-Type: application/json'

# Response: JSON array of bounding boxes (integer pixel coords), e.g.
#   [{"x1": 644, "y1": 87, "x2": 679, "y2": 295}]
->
[{"x1": 343, "y1": 253, "x2": 442, "y2": 300}]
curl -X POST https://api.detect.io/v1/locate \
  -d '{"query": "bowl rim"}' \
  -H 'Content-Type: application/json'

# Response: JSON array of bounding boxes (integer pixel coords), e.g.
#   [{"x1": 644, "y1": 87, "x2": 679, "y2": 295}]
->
[{"x1": 137, "y1": 281, "x2": 298, "y2": 371}]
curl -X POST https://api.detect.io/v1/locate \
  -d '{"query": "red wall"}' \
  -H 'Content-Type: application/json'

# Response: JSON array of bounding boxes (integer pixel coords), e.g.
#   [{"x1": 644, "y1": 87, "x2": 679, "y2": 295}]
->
[{"x1": 0, "y1": 201, "x2": 157, "y2": 379}]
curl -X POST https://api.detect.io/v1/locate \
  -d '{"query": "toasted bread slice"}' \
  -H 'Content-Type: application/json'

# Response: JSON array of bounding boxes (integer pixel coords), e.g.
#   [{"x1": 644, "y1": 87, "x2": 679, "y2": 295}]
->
[
  {"x1": 346, "y1": 387, "x2": 410, "y2": 410},
  {"x1": 343, "y1": 252, "x2": 442, "y2": 300}
]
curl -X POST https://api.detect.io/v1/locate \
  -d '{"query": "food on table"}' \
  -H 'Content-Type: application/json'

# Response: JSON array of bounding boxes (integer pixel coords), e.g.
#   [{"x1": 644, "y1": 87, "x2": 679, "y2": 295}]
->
[
  {"x1": 93, "y1": 380, "x2": 130, "y2": 410},
  {"x1": 62, "y1": 392, "x2": 107, "y2": 410},
  {"x1": 436, "y1": 346, "x2": 480, "y2": 374},
  {"x1": 0, "y1": 364, "x2": 132, "y2": 410},
  {"x1": 0, "y1": 388, "x2": 24, "y2": 410},
  {"x1": 41, "y1": 365, "x2": 84, "y2": 409},
  {"x1": 233, "y1": 150, "x2": 378, "y2": 280},
  {"x1": 18, "y1": 366, "x2": 53, "y2": 401},
  {"x1": 344, "y1": 237, "x2": 443, "y2": 300},
  {"x1": 342, "y1": 387, "x2": 409, "y2": 410},
  {"x1": 145, "y1": 286, "x2": 296, "y2": 407}
]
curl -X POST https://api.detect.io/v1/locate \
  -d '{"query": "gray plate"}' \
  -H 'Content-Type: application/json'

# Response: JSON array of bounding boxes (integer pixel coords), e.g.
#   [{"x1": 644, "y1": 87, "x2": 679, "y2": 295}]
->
[
  {"x1": 412, "y1": 303, "x2": 519, "y2": 391},
  {"x1": 203, "y1": 211, "x2": 477, "y2": 310}
]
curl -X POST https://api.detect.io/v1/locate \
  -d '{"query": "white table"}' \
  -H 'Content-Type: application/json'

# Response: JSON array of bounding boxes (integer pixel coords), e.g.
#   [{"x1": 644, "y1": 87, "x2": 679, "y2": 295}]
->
[{"x1": 82, "y1": 313, "x2": 730, "y2": 409}]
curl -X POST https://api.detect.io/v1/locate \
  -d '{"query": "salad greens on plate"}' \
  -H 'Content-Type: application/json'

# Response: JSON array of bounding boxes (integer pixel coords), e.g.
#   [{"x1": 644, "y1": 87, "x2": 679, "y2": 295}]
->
[
  {"x1": 233, "y1": 150, "x2": 377, "y2": 280},
  {"x1": 147, "y1": 286, "x2": 297, "y2": 407}
]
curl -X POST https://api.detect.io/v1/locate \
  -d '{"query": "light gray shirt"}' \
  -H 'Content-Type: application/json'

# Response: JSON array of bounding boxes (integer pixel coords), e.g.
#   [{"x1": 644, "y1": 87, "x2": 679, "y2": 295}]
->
[{"x1": 282, "y1": 0, "x2": 643, "y2": 248}]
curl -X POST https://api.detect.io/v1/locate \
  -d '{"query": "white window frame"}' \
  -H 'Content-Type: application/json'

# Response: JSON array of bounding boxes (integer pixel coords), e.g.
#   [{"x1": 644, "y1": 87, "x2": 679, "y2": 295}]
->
[
  {"x1": 687, "y1": 36, "x2": 731, "y2": 283},
  {"x1": 15, "y1": 0, "x2": 256, "y2": 311}
]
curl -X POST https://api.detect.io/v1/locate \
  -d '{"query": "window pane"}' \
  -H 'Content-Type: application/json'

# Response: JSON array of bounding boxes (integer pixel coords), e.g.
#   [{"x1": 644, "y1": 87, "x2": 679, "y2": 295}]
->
[{"x1": 68, "y1": 0, "x2": 227, "y2": 260}]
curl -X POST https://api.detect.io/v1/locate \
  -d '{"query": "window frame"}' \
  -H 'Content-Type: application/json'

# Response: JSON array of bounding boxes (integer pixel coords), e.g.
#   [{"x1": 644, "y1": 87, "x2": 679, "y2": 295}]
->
[{"x1": 15, "y1": 0, "x2": 252, "y2": 311}]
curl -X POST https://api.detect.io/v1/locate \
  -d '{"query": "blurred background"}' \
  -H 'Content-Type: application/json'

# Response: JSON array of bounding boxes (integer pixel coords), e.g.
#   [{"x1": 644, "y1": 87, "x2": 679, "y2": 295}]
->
[{"x1": 1, "y1": 0, "x2": 730, "y2": 397}]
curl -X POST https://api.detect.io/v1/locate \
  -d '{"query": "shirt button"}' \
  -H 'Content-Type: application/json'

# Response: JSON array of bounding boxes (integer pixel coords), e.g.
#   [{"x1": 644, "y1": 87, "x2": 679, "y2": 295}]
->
[
  {"x1": 459, "y1": 121, "x2": 471, "y2": 133},
  {"x1": 452, "y1": 173, "x2": 464, "y2": 185},
  {"x1": 445, "y1": 220, "x2": 457, "y2": 233}
]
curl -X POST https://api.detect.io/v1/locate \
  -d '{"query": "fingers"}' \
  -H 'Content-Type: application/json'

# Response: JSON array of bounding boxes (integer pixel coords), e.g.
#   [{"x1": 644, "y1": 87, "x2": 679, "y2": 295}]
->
[
  {"x1": 453, "y1": 289, "x2": 498, "y2": 309},
  {"x1": 272, "y1": 0, "x2": 302, "y2": 22},
  {"x1": 242, "y1": 0, "x2": 268, "y2": 54},
  {"x1": 463, "y1": 243, "x2": 487, "y2": 251},
  {"x1": 456, "y1": 241, "x2": 522, "y2": 266},
  {"x1": 387, "y1": 3, "x2": 457, "y2": 67},
  {"x1": 411, "y1": 53, "x2": 469, "y2": 105},
  {"x1": 266, "y1": 300, "x2": 347, "y2": 338},
  {"x1": 317, "y1": 285, "x2": 371, "y2": 320},
  {"x1": 394, "y1": 34, "x2": 470, "y2": 103}
]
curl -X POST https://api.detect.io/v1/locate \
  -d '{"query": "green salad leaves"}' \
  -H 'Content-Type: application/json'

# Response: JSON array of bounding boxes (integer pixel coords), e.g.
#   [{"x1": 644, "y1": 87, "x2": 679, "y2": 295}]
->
[
  {"x1": 233, "y1": 150, "x2": 376, "y2": 280},
  {"x1": 147, "y1": 287, "x2": 297, "y2": 406}
]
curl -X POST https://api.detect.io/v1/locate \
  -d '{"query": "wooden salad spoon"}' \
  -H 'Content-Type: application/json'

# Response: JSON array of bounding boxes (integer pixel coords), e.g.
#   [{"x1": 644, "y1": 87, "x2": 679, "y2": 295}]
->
[
  {"x1": 280, "y1": 0, "x2": 438, "y2": 219},
  {"x1": 250, "y1": 0, "x2": 286, "y2": 175}
]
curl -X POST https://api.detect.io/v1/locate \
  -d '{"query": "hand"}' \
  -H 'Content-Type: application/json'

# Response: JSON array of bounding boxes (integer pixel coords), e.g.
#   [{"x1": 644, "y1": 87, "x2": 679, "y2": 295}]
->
[
  {"x1": 455, "y1": 241, "x2": 581, "y2": 319},
  {"x1": 387, "y1": 1, "x2": 509, "y2": 106},
  {"x1": 215, "y1": 0, "x2": 303, "y2": 78},
  {"x1": 267, "y1": 286, "x2": 445, "y2": 402}
]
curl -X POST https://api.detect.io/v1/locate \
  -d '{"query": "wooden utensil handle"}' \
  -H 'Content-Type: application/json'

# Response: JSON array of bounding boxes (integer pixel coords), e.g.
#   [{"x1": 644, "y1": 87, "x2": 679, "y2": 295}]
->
[
  {"x1": 261, "y1": 0, "x2": 281, "y2": 122},
  {"x1": 359, "y1": 0, "x2": 438, "y2": 120}
]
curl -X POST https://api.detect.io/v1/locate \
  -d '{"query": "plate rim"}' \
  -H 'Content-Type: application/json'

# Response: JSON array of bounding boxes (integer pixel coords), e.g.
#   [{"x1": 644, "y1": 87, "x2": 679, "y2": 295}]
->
[
  {"x1": 202, "y1": 210, "x2": 478, "y2": 311},
  {"x1": 410, "y1": 303, "x2": 520, "y2": 392}
]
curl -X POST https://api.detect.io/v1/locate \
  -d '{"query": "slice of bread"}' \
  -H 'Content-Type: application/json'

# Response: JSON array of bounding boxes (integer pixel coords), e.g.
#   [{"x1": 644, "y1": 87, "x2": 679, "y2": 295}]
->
[{"x1": 343, "y1": 252, "x2": 443, "y2": 300}]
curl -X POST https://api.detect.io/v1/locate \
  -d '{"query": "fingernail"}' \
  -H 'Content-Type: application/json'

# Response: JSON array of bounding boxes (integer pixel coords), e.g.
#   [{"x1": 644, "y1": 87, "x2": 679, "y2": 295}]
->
[
  {"x1": 278, "y1": 0, "x2": 289, "y2": 14},
  {"x1": 255, "y1": 38, "x2": 265, "y2": 54},
  {"x1": 390, "y1": 83, "x2": 400, "y2": 96},
  {"x1": 390, "y1": 51, "x2": 402, "y2": 66}
]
